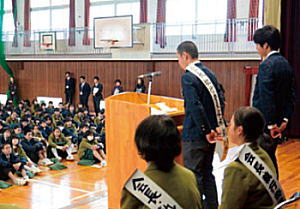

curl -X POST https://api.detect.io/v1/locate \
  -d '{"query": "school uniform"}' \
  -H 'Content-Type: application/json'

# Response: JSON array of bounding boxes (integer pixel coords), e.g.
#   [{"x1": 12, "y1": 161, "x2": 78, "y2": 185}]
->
[
  {"x1": 79, "y1": 82, "x2": 91, "y2": 109},
  {"x1": 92, "y1": 83, "x2": 103, "y2": 114},
  {"x1": 0, "y1": 152, "x2": 25, "y2": 181},
  {"x1": 5, "y1": 117, "x2": 19, "y2": 125},
  {"x1": 78, "y1": 138, "x2": 103, "y2": 161},
  {"x1": 219, "y1": 143, "x2": 276, "y2": 209},
  {"x1": 121, "y1": 162, "x2": 203, "y2": 209},
  {"x1": 48, "y1": 133, "x2": 71, "y2": 159},
  {"x1": 65, "y1": 77, "x2": 76, "y2": 104},
  {"x1": 20, "y1": 138, "x2": 44, "y2": 164},
  {"x1": 111, "y1": 86, "x2": 124, "y2": 95},
  {"x1": 62, "y1": 124, "x2": 78, "y2": 144}
]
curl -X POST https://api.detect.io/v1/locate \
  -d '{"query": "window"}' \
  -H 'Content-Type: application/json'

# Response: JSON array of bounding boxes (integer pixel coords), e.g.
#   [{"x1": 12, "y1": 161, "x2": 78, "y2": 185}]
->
[
  {"x1": 51, "y1": 8, "x2": 69, "y2": 30},
  {"x1": 31, "y1": 10, "x2": 51, "y2": 31},
  {"x1": 3, "y1": 0, "x2": 14, "y2": 40},
  {"x1": 116, "y1": 2, "x2": 139, "y2": 23},
  {"x1": 31, "y1": 0, "x2": 69, "y2": 32},
  {"x1": 166, "y1": 0, "x2": 227, "y2": 35},
  {"x1": 90, "y1": 4, "x2": 115, "y2": 27},
  {"x1": 31, "y1": 0, "x2": 50, "y2": 8},
  {"x1": 90, "y1": 0, "x2": 140, "y2": 27}
]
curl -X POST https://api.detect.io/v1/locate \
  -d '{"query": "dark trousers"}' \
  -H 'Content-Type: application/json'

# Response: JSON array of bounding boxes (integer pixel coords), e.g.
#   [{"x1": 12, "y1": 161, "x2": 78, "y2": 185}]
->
[
  {"x1": 0, "y1": 164, "x2": 25, "y2": 180},
  {"x1": 80, "y1": 95, "x2": 89, "y2": 109},
  {"x1": 183, "y1": 140, "x2": 218, "y2": 209},
  {"x1": 65, "y1": 92, "x2": 74, "y2": 104},
  {"x1": 93, "y1": 96, "x2": 101, "y2": 114}
]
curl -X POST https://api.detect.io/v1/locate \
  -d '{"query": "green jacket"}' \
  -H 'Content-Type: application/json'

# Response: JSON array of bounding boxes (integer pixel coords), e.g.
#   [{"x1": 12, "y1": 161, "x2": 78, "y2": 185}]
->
[
  {"x1": 48, "y1": 133, "x2": 70, "y2": 148},
  {"x1": 121, "y1": 162, "x2": 203, "y2": 209},
  {"x1": 12, "y1": 145, "x2": 28, "y2": 160},
  {"x1": 5, "y1": 117, "x2": 18, "y2": 125},
  {"x1": 78, "y1": 138, "x2": 97, "y2": 159},
  {"x1": 219, "y1": 143, "x2": 277, "y2": 209}
]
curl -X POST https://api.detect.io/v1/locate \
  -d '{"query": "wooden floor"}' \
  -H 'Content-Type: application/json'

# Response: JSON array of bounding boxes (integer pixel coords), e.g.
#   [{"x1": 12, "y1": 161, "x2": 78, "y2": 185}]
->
[{"x1": 0, "y1": 139, "x2": 299, "y2": 209}]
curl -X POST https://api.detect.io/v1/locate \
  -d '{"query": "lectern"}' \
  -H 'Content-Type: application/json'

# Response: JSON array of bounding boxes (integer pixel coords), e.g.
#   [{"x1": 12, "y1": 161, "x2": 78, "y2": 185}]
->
[{"x1": 105, "y1": 92, "x2": 185, "y2": 209}]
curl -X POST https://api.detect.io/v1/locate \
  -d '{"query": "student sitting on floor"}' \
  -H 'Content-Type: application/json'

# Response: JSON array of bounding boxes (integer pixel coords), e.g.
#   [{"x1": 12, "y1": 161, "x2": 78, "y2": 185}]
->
[
  {"x1": 48, "y1": 127, "x2": 74, "y2": 161},
  {"x1": 78, "y1": 130, "x2": 106, "y2": 166},
  {"x1": 10, "y1": 135, "x2": 43, "y2": 174},
  {"x1": 21, "y1": 129, "x2": 50, "y2": 166},
  {"x1": 5, "y1": 110, "x2": 19, "y2": 126},
  {"x1": 39, "y1": 119, "x2": 53, "y2": 139},
  {"x1": 77, "y1": 124, "x2": 90, "y2": 147},
  {"x1": 32, "y1": 125, "x2": 48, "y2": 147},
  {"x1": 0, "y1": 142, "x2": 28, "y2": 186},
  {"x1": 0, "y1": 127, "x2": 11, "y2": 145},
  {"x1": 62, "y1": 118, "x2": 78, "y2": 147},
  {"x1": 52, "y1": 108, "x2": 64, "y2": 126}
]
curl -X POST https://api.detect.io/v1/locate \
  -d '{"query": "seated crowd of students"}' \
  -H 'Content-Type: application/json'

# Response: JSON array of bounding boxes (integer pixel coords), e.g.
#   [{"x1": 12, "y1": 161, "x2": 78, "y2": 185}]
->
[{"x1": 0, "y1": 99, "x2": 106, "y2": 186}]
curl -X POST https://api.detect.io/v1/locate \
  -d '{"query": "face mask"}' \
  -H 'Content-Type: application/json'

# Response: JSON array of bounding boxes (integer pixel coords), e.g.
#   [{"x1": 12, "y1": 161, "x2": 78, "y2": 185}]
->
[{"x1": 87, "y1": 136, "x2": 94, "y2": 141}]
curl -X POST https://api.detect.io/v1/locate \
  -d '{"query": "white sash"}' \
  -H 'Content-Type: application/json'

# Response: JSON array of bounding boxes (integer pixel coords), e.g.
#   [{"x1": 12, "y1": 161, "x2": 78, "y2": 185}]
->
[
  {"x1": 125, "y1": 169, "x2": 183, "y2": 209},
  {"x1": 186, "y1": 61, "x2": 227, "y2": 158},
  {"x1": 238, "y1": 145, "x2": 285, "y2": 204}
]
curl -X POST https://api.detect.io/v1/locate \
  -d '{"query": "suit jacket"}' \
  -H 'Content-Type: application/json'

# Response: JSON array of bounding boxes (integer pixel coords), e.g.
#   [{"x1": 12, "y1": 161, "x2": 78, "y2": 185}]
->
[
  {"x1": 181, "y1": 62, "x2": 225, "y2": 141},
  {"x1": 65, "y1": 77, "x2": 75, "y2": 94},
  {"x1": 79, "y1": 82, "x2": 91, "y2": 97},
  {"x1": 253, "y1": 52, "x2": 295, "y2": 126},
  {"x1": 219, "y1": 143, "x2": 276, "y2": 209},
  {"x1": 92, "y1": 83, "x2": 103, "y2": 99},
  {"x1": 121, "y1": 162, "x2": 203, "y2": 209}
]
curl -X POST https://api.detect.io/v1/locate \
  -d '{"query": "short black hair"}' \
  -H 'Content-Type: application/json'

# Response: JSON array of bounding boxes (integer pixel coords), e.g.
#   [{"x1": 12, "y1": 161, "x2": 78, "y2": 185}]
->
[
  {"x1": 253, "y1": 25, "x2": 281, "y2": 50},
  {"x1": 80, "y1": 76, "x2": 86, "y2": 80},
  {"x1": 24, "y1": 128, "x2": 32, "y2": 136},
  {"x1": 176, "y1": 41, "x2": 199, "y2": 59},
  {"x1": 0, "y1": 142, "x2": 11, "y2": 150},
  {"x1": 65, "y1": 72, "x2": 71, "y2": 75},
  {"x1": 135, "y1": 115, "x2": 181, "y2": 172},
  {"x1": 94, "y1": 76, "x2": 99, "y2": 81},
  {"x1": 115, "y1": 79, "x2": 121, "y2": 84},
  {"x1": 233, "y1": 107, "x2": 265, "y2": 142}
]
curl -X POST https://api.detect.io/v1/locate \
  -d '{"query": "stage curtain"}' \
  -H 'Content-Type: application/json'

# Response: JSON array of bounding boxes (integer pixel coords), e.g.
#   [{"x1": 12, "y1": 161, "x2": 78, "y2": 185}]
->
[
  {"x1": 264, "y1": 0, "x2": 281, "y2": 29},
  {"x1": 281, "y1": 0, "x2": 300, "y2": 137},
  {"x1": 12, "y1": 0, "x2": 18, "y2": 47},
  {"x1": 140, "y1": 0, "x2": 147, "y2": 23},
  {"x1": 23, "y1": 0, "x2": 31, "y2": 47},
  {"x1": 247, "y1": 0, "x2": 259, "y2": 41},
  {"x1": 68, "y1": 0, "x2": 76, "y2": 46},
  {"x1": 224, "y1": 0, "x2": 236, "y2": 42},
  {"x1": 155, "y1": 0, "x2": 166, "y2": 48},
  {"x1": 82, "y1": 0, "x2": 90, "y2": 45}
]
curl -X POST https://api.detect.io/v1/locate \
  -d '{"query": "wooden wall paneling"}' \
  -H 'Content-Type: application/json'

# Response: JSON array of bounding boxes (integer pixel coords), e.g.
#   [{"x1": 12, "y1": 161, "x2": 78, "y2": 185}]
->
[{"x1": 2, "y1": 60, "x2": 260, "y2": 119}]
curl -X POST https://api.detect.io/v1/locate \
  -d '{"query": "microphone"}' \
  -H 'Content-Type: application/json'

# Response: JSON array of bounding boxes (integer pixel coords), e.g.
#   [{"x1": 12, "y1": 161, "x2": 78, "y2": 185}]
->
[{"x1": 138, "y1": 71, "x2": 162, "y2": 78}]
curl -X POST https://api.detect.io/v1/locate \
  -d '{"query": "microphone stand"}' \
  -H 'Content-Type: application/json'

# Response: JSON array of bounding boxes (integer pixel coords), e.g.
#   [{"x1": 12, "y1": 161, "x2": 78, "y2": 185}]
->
[{"x1": 147, "y1": 76, "x2": 153, "y2": 105}]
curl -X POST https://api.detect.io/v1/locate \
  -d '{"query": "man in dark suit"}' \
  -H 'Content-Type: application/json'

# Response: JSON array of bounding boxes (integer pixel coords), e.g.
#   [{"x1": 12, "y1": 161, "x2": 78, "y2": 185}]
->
[
  {"x1": 92, "y1": 76, "x2": 103, "y2": 114},
  {"x1": 253, "y1": 25, "x2": 295, "y2": 173},
  {"x1": 177, "y1": 41, "x2": 225, "y2": 209},
  {"x1": 79, "y1": 76, "x2": 91, "y2": 109},
  {"x1": 65, "y1": 72, "x2": 75, "y2": 105}
]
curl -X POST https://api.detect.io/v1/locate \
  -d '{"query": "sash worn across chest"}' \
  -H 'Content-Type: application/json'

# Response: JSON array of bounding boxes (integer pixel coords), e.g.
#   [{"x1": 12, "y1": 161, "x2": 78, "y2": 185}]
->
[
  {"x1": 125, "y1": 169, "x2": 183, "y2": 209},
  {"x1": 186, "y1": 61, "x2": 227, "y2": 159},
  {"x1": 238, "y1": 145, "x2": 285, "y2": 204}
]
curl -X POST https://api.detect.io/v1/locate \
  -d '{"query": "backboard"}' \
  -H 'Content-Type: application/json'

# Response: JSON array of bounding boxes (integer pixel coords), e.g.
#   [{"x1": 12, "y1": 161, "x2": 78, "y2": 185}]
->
[{"x1": 94, "y1": 15, "x2": 133, "y2": 48}]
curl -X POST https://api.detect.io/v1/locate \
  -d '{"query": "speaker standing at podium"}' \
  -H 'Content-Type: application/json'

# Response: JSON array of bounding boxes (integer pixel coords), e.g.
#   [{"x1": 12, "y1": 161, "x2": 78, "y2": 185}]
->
[
  {"x1": 176, "y1": 41, "x2": 225, "y2": 209},
  {"x1": 79, "y1": 76, "x2": 91, "y2": 109}
]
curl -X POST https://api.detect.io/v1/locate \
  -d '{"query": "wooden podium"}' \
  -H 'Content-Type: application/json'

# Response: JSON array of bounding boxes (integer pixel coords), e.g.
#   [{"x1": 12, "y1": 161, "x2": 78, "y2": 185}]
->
[{"x1": 105, "y1": 92, "x2": 185, "y2": 209}]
